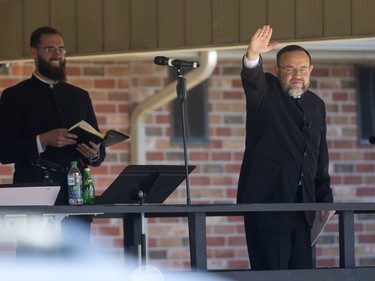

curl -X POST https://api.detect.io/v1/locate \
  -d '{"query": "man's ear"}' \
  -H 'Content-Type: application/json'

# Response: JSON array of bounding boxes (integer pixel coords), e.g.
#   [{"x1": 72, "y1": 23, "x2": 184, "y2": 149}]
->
[
  {"x1": 309, "y1": 65, "x2": 314, "y2": 74},
  {"x1": 274, "y1": 64, "x2": 280, "y2": 76},
  {"x1": 30, "y1": 47, "x2": 37, "y2": 59}
]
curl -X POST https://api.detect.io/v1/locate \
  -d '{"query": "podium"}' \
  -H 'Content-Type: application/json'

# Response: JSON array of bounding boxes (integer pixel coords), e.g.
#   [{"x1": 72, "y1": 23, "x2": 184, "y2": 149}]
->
[{"x1": 97, "y1": 165, "x2": 196, "y2": 264}]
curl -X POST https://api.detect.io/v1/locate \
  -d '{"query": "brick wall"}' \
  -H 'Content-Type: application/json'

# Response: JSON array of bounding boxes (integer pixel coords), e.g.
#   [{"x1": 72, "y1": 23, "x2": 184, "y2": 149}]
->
[{"x1": 1, "y1": 58, "x2": 375, "y2": 269}]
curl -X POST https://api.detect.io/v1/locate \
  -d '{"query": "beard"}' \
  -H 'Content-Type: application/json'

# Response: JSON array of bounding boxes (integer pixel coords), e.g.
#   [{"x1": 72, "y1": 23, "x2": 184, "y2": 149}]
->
[
  {"x1": 37, "y1": 55, "x2": 66, "y2": 82},
  {"x1": 279, "y1": 76, "x2": 309, "y2": 97}
]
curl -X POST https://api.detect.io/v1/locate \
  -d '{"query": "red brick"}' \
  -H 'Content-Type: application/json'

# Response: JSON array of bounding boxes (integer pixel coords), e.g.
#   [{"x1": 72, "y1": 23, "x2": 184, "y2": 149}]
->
[
  {"x1": 223, "y1": 91, "x2": 243, "y2": 100},
  {"x1": 313, "y1": 68, "x2": 330, "y2": 77},
  {"x1": 97, "y1": 226, "x2": 121, "y2": 236},
  {"x1": 94, "y1": 79, "x2": 116, "y2": 89},
  {"x1": 231, "y1": 79, "x2": 243, "y2": 88},
  {"x1": 226, "y1": 188, "x2": 238, "y2": 198},
  {"x1": 332, "y1": 140, "x2": 353, "y2": 148},
  {"x1": 216, "y1": 127, "x2": 232, "y2": 136},
  {"x1": 343, "y1": 176, "x2": 362, "y2": 184},
  {"x1": 0, "y1": 78, "x2": 20, "y2": 88},
  {"x1": 356, "y1": 164, "x2": 375, "y2": 173},
  {"x1": 190, "y1": 152, "x2": 209, "y2": 161},
  {"x1": 69, "y1": 78, "x2": 94, "y2": 89},
  {"x1": 94, "y1": 104, "x2": 116, "y2": 113},
  {"x1": 211, "y1": 176, "x2": 234, "y2": 185},
  {"x1": 146, "y1": 152, "x2": 164, "y2": 161},
  {"x1": 190, "y1": 176, "x2": 210, "y2": 185},
  {"x1": 228, "y1": 260, "x2": 250, "y2": 269},
  {"x1": 10, "y1": 65, "x2": 34, "y2": 76},
  {"x1": 359, "y1": 235, "x2": 375, "y2": 243},
  {"x1": 332, "y1": 91, "x2": 349, "y2": 101},
  {"x1": 226, "y1": 164, "x2": 241, "y2": 173},
  {"x1": 106, "y1": 66, "x2": 129, "y2": 77},
  {"x1": 228, "y1": 236, "x2": 246, "y2": 246},
  {"x1": 319, "y1": 80, "x2": 340, "y2": 89},
  {"x1": 331, "y1": 68, "x2": 350, "y2": 77},
  {"x1": 66, "y1": 66, "x2": 82, "y2": 76},
  {"x1": 341, "y1": 104, "x2": 357, "y2": 113},
  {"x1": 356, "y1": 187, "x2": 375, "y2": 196},
  {"x1": 155, "y1": 114, "x2": 169, "y2": 124},
  {"x1": 212, "y1": 249, "x2": 236, "y2": 258},
  {"x1": 207, "y1": 237, "x2": 225, "y2": 246}
]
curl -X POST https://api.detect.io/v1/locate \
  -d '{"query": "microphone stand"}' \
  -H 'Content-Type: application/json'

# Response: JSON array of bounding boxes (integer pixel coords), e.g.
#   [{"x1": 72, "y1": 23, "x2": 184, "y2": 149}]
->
[
  {"x1": 176, "y1": 67, "x2": 200, "y2": 270},
  {"x1": 176, "y1": 67, "x2": 192, "y2": 205}
]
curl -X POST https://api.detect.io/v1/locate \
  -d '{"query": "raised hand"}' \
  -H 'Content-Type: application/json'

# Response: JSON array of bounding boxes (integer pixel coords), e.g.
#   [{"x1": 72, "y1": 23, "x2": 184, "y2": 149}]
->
[{"x1": 246, "y1": 25, "x2": 278, "y2": 60}]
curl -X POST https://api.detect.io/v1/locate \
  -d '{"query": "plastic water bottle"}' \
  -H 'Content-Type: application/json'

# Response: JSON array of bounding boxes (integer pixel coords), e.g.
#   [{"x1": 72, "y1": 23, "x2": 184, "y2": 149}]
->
[
  {"x1": 67, "y1": 161, "x2": 83, "y2": 205},
  {"x1": 82, "y1": 168, "x2": 95, "y2": 205}
]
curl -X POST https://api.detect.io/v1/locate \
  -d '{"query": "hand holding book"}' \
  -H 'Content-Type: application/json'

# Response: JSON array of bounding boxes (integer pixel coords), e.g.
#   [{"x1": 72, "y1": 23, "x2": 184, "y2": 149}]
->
[{"x1": 68, "y1": 120, "x2": 129, "y2": 147}]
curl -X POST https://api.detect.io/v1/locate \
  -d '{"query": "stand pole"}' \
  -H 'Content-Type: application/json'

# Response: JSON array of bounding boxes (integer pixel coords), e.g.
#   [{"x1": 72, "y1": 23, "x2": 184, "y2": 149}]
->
[
  {"x1": 137, "y1": 190, "x2": 147, "y2": 266},
  {"x1": 176, "y1": 68, "x2": 198, "y2": 269},
  {"x1": 176, "y1": 68, "x2": 192, "y2": 205}
]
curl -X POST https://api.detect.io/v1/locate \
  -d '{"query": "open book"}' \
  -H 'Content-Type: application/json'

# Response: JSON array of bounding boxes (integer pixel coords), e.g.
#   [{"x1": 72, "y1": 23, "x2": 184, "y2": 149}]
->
[
  {"x1": 311, "y1": 210, "x2": 335, "y2": 246},
  {"x1": 68, "y1": 120, "x2": 129, "y2": 147}
]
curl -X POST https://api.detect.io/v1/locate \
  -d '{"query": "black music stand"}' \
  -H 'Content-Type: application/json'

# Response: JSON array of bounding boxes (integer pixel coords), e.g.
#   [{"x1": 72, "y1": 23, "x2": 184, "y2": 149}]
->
[
  {"x1": 97, "y1": 165, "x2": 195, "y2": 205},
  {"x1": 96, "y1": 165, "x2": 196, "y2": 265}
]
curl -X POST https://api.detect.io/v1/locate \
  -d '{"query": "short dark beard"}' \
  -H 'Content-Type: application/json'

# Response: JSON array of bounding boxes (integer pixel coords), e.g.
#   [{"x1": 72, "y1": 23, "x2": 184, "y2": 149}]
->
[{"x1": 37, "y1": 55, "x2": 66, "y2": 82}]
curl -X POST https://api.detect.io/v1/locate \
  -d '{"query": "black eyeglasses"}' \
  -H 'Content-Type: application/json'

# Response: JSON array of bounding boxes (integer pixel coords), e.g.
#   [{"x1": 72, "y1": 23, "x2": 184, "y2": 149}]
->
[
  {"x1": 277, "y1": 65, "x2": 309, "y2": 74},
  {"x1": 37, "y1": 46, "x2": 67, "y2": 55}
]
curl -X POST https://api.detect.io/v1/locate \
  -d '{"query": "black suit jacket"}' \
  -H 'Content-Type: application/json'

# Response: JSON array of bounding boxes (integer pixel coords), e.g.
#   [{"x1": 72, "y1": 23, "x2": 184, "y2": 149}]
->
[
  {"x1": 0, "y1": 75, "x2": 106, "y2": 204},
  {"x1": 237, "y1": 59, "x2": 333, "y2": 226}
]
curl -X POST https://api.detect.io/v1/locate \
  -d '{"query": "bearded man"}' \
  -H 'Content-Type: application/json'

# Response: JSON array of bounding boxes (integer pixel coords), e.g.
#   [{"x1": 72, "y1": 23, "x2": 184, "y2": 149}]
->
[
  {"x1": 0, "y1": 26, "x2": 106, "y2": 205},
  {"x1": 237, "y1": 25, "x2": 334, "y2": 270}
]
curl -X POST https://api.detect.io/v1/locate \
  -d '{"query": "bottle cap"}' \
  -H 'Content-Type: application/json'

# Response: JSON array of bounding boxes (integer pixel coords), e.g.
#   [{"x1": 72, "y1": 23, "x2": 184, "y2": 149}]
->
[
  {"x1": 71, "y1": 161, "x2": 77, "y2": 166},
  {"x1": 84, "y1": 168, "x2": 90, "y2": 172}
]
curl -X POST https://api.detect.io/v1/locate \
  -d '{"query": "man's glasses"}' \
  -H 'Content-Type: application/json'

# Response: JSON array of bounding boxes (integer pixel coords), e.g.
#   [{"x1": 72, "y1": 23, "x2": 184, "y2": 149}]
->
[
  {"x1": 37, "y1": 46, "x2": 67, "y2": 55},
  {"x1": 278, "y1": 65, "x2": 309, "y2": 74}
]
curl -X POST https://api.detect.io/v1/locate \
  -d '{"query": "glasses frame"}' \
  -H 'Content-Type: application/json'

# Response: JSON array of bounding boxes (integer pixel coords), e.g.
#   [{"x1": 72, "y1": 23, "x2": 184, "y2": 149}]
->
[
  {"x1": 36, "y1": 46, "x2": 67, "y2": 55},
  {"x1": 277, "y1": 64, "x2": 310, "y2": 74}
]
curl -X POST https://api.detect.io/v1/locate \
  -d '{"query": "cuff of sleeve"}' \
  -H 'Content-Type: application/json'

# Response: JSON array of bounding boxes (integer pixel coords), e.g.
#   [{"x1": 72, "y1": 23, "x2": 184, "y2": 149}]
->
[
  {"x1": 36, "y1": 135, "x2": 45, "y2": 154},
  {"x1": 243, "y1": 54, "x2": 260, "y2": 69},
  {"x1": 88, "y1": 151, "x2": 100, "y2": 163}
]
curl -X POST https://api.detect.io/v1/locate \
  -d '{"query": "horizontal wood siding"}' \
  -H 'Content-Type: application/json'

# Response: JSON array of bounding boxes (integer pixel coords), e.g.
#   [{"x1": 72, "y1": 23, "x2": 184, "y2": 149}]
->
[
  {"x1": 77, "y1": 0, "x2": 103, "y2": 54},
  {"x1": 184, "y1": 0, "x2": 211, "y2": 47},
  {"x1": 352, "y1": 0, "x2": 375, "y2": 36},
  {"x1": 24, "y1": 0, "x2": 50, "y2": 55},
  {"x1": 212, "y1": 0, "x2": 240, "y2": 45},
  {"x1": 103, "y1": 0, "x2": 130, "y2": 52},
  {"x1": 0, "y1": 0, "x2": 374, "y2": 61},
  {"x1": 130, "y1": 0, "x2": 157, "y2": 50},
  {"x1": 296, "y1": 0, "x2": 323, "y2": 39},
  {"x1": 157, "y1": 0, "x2": 184, "y2": 48},
  {"x1": 324, "y1": 0, "x2": 351, "y2": 38},
  {"x1": 51, "y1": 0, "x2": 78, "y2": 54},
  {"x1": 0, "y1": 1, "x2": 24, "y2": 59},
  {"x1": 268, "y1": 0, "x2": 295, "y2": 40},
  {"x1": 239, "y1": 0, "x2": 267, "y2": 44}
]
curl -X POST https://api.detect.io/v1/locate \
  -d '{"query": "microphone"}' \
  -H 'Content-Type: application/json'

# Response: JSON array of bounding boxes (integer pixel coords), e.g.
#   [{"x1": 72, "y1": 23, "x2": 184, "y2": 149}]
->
[
  {"x1": 369, "y1": 136, "x2": 375, "y2": 144},
  {"x1": 154, "y1": 56, "x2": 200, "y2": 69}
]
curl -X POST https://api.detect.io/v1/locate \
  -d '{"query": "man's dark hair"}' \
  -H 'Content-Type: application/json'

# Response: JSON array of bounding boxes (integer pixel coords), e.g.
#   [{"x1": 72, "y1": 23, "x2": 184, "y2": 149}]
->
[
  {"x1": 30, "y1": 26, "x2": 62, "y2": 48},
  {"x1": 276, "y1": 45, "x2": 312, "y2": 65}
]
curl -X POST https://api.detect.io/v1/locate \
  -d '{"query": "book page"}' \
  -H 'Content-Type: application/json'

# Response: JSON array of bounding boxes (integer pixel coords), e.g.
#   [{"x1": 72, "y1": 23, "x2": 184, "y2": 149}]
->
[
  {"x1": 311, "y1": 210, "x2": 335, "y2": 246},
  {"x1": 68, "y1": 120, "x2": 104, "y2": 138}
]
